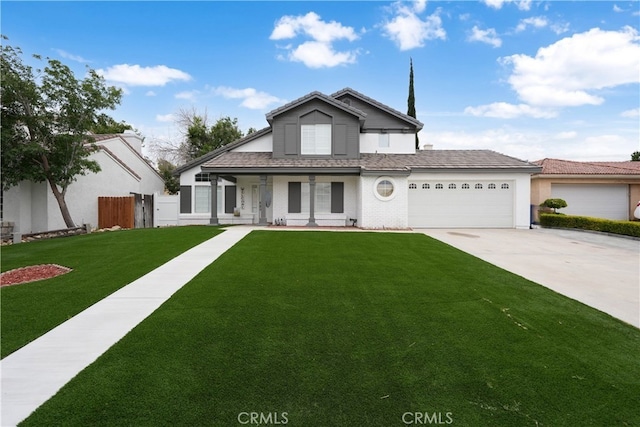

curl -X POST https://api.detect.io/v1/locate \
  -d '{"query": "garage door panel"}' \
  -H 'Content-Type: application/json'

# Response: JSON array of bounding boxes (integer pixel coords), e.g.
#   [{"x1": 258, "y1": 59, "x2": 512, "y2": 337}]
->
[
  {"x1": 550, "y1": 184, "x2": 627, "y2": 220},
  {"x1": 409, "y1": 181, "x2": 514, "y2": 228}
]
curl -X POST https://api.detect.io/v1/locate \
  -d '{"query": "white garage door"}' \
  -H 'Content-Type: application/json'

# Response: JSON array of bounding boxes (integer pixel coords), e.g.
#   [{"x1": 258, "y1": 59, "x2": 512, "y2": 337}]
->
[
  {"x1": 408, "y1": 180, "x2": 514, "y2": 228},
  {"x1": 551, "y1": 184, "x2": 628, "y2": 220}
]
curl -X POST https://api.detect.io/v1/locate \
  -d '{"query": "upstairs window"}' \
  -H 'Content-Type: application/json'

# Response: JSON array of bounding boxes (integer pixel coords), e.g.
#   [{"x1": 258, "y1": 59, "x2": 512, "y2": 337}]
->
[{"x1": 301, "y1": 124, "x2": 331, "y2": 155}]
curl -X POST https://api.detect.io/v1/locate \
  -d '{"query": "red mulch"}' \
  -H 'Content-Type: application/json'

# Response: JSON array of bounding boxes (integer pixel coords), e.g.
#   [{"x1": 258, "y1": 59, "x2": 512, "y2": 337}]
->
[{"x1": 0, "y1": 264, "x2": 72, "y2": 287}]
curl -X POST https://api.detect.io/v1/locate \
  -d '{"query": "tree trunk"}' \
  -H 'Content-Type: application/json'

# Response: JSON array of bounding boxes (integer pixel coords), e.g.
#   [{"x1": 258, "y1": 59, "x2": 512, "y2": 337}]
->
[{"x1": 47, "y1": 178, "x2": 76, "y2": 228}]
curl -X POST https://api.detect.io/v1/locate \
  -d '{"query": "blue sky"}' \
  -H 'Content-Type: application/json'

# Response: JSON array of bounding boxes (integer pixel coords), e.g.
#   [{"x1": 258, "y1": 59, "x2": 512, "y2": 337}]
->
[{"x1": 3, "y1": 1, "x2": 639, "y2": 163}]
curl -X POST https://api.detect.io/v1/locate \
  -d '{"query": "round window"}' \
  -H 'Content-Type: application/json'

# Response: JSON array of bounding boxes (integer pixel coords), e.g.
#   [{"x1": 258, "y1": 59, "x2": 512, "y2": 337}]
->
[{"x1": 374, "y1": 177, "x2": 396, "y2": 201}]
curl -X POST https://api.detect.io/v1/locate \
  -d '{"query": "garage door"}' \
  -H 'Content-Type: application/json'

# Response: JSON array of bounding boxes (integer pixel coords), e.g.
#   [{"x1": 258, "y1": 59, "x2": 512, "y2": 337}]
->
[
  {"x1": 408, "y1": 181, "x2": 514, "y2": 228},
  {"x1": 551, "y1": 184, "x2": 628, "y2": 220}
]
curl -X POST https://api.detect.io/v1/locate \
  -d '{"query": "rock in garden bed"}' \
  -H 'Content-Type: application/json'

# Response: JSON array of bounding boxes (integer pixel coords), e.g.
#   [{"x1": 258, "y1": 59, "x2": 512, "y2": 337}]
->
[{"x1": 0, "y1": 264, "x2": 73, "y2": 287}]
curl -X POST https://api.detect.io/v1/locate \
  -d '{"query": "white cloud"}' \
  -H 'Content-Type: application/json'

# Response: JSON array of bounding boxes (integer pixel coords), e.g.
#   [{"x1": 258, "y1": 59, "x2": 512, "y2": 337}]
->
[
  {"x1": 482, "y1": 0, "x2": 531, "y2": 10},
  {"x1": 96, "y1": 64, "x2": 192, "y2": 86},
  {"x1": 175, "y1": 90, "x2": 199, "y2": 101},
  {"x1": 270, "y1": 11, "x2": 360, "y2": 68},
  {"x1": 555, "y1": 131, "x2": 577, "y2": 139},
  {"x1": 213, "y1": 86, "x2": 285, "y2": 109},
  {"x1": 156, "y1": 114, "x2": 175, "y2": 123},
  {"x1": 621, "y1": 108, "x2": 640, "y2": 118},
  {"x1": 464, "y1": 102, "x2": 557, "y2": 118},
  {"x1": 54, "y1": 49, "x2": 90, "y2": 63},
  {"x1": 501, "y1": 26, "x2": 640, "y2": 107},
  {"x1": 515, "y1": 16, "x2": 548, "y2": 32},
  {"x1": 550, "y1": 22, "x2": 570, "y2": 35},
  {"x1": 382, "y1": 3, "x2": 446, "y2": 50},
  {"x1": 613, "y1": 4, "x2": 624, "y2": 13},
  {"x1": 145, "y1": 91, "x2": 157, "y2": 97},
  {"x1": 270, "y1": 11, "x2": 358, "y2": 43},
  {"x1": 468, "y1": 26, "x2": 502, "y2": 48}
]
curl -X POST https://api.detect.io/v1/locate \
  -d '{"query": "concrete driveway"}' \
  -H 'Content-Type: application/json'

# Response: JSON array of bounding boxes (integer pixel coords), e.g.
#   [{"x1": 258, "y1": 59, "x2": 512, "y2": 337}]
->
[{"x1": 419, "y1": 228, "x2": 640, "y2": 328}]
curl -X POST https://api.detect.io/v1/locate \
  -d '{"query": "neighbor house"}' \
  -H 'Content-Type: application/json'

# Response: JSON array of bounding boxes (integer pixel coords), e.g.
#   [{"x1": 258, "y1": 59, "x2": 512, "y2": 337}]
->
[
  {"x1": 2, "y1": 132, "x2": 165, "y2": 233},
  {"x1": 174, "y1": 88, "x2": 541, "y2": 229},
  {"x1": 531, "y1": 158, "x2": 640, "y2": 221}
]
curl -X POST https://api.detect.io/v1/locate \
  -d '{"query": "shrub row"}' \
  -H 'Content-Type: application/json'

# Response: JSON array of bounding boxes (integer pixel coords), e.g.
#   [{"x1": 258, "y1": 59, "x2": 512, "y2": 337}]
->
[{"x1": 539, "y1": 213, "x2": 640, "y2": 238}]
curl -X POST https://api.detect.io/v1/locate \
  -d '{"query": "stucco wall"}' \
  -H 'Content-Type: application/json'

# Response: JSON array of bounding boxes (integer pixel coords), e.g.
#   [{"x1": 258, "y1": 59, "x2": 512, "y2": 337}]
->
[{"x1": 359, "y1": 133, "x2": 415, "y2": 154}]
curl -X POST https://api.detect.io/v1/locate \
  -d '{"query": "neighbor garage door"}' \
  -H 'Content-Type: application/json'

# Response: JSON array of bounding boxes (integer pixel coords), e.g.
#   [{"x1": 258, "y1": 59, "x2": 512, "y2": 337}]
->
[
  {"x1": 551, "y1": 184, "x2": 628, "y2": 220},
  {"x1": 408, "y1": 180, "x2": 514, "y2": 228}
]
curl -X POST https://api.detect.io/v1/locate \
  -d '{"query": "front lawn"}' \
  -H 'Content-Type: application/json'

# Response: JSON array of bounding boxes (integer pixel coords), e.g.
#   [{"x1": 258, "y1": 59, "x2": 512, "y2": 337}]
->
[
  {"x1": 1, "y1": 226, "x2": 222, "y2": 358},
  {"x1": 22, "y1": 231, "x2": 640, "y2": 426}
]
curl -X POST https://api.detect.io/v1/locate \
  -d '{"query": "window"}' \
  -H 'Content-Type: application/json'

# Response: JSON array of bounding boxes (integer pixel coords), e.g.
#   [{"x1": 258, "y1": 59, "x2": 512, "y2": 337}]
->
[
  {"x1": 194, "y1": 186, "x2": 222, "y2": 213},
  {"x1": 195, "y1": 173, "x2": 211, "y2": 182},
  {"x1": 435, "y1": 183, "x2": 443, "y2": 189},
  {"x1": 374, "y1": 177, "x2": 396, "y2": 201},
  {"x1": 377, "y1": 180, "x2": 394, "y2": 197},
  {"x1": 301, "y1": 124, "x2": 331, "y2": 155},
  {"x1": 501, "y1": 183, "x2": 510, "y2": 189},
  {"x1": 194, "y1": 186, "x2": 210, "y2": 213},
  {"x1": 488, "y1": 183, "x2": 496, "y2": 189},
  {"x1": 462, "y1": 183, "x2": 470, "y2": 189},
  {"x1": 378, "y1": 133, "x2": 389, "y2": 148},
  {"x1": 422, "y1": 183, "x2": 430, "y2": 189},
  {"x1": 475, "y1": 183, "x2": 483, "y2": 190},
  {"x1": 409, "y1": 183, "x2": 417, "y2": 189},
  {"x1": 302, "y1": 183, "x2": 331, "y2": 213},
  {"x1": 449, "y1": 183, "x2": 457, "y2": 189},
  {"x1": 290, "y1": 181, "x2": 344, "y2": 214}
]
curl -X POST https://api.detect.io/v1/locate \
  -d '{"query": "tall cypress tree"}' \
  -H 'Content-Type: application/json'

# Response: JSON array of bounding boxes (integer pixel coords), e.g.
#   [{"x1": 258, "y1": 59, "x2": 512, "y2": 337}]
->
[{"x1": 407, "y1": 58, "x2": 419, "y2": 149}]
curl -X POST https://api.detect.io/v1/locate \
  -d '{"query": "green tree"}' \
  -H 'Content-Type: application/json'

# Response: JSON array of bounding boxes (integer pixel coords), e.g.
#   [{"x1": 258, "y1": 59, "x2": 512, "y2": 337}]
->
[
  {"x1": 631, "y1": 151, "x2": 640, "y2": 161},
  {"x1": 157, "y1": 159, "x2": 180, "y2": 194},
  {"x1": 540, "y1": 198, "x2": 568, "y2": 214},
  {"x1": 1, "y1": 39, "x2": 123, "y2": 227},
  {"x1": 407, "y1": 57, "x2": 419, "y2": 150},
  {"x1": 91, "y1": 114, "x2": 133, "y2": 134},
  {"x1": 182, "y1": 113, "x2": 244, "y2": 160}
]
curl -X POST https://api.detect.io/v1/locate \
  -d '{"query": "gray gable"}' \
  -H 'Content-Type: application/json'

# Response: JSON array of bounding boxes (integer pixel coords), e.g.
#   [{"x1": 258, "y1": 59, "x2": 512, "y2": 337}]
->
[
  {"x1": 266, "y1": 91, "x2": 366, "y2": 125},
  {"x1": 331, "y1": 87, "x2": 423, "y2": 132}
]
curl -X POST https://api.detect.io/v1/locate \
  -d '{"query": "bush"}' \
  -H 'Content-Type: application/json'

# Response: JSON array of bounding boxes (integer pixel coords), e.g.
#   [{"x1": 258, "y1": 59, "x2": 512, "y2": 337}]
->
[
  {"x1": 540, "y1": 213, "x2": 640, "y2": 238},
  {"x1": 540, "y1": 198, "x2": 568, "y2": 213}
]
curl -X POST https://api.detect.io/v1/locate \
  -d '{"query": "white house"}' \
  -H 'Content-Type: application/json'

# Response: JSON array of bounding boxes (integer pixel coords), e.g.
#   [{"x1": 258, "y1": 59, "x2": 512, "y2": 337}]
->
[
  {"x1": 174, "y1": 88, "x2": 541, "y2": 229},
  {"x1": 2, "y1": 132, "x2": 165, "y2": 233}
]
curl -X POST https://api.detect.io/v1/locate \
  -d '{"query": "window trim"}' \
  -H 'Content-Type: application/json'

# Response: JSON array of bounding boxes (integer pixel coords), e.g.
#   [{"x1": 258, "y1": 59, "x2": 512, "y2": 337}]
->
[{"x1": 373, "y1": 176, "x2": 397, "y2": 201}]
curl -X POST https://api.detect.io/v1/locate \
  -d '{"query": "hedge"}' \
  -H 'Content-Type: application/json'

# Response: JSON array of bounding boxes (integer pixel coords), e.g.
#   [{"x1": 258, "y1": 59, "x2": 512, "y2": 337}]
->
[{"x1": 539, "y1": 213, "x2": 640, "y2": 238}]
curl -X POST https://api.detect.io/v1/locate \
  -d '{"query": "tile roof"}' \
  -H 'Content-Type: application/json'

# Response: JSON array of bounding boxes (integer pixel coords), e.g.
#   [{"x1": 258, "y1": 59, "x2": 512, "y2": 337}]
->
[
  {"x1": 201, "y1": 150, "x2": 540, "y2": 173},
  {"x1": 534, "y1": 158, "x2": 640, "y2": 175}
]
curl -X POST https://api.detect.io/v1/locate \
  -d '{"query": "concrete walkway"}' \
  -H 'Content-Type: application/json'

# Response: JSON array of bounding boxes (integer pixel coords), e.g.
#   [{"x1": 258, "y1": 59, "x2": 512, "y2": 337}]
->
[
  {"x1": 1, "y1": 226, "x2": 253, "y2": 427},
  {"x1": 420, "y1": 228, "x2": 640, "y2": 328}
]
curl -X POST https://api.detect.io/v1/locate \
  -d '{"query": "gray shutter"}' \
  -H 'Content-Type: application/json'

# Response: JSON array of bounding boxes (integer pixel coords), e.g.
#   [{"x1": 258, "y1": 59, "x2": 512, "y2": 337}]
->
[
  {"x1": 224, "y1": 186, "x2": 236, "y2": 214},
  {"x1": 331, "y1": 182, "x2": 344, "y2": 213},
  {"x1": 285, "y1": 124, "x2": 297, "y2": 155},
  {"x1": 180, "y1": 186, "x2": 192, "y2": 213},
  {"x1": 288, "y1": 182, "x2": 301, "y2": 213},
  {"x1": 334, "y1": 124, "x2": 347, "y2": 155}
]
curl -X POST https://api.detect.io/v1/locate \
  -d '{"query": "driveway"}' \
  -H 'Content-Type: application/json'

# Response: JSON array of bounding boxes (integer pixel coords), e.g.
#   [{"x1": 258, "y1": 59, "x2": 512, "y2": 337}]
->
[{"x1": 419, "y1": 228, "x2": 640, "y2": 328}]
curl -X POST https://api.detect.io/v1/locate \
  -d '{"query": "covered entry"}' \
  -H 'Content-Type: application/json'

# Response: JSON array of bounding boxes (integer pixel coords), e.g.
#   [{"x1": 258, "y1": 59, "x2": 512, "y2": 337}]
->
[{"x1": 408, "y1": 180, "x2": 514, "y2": 228}]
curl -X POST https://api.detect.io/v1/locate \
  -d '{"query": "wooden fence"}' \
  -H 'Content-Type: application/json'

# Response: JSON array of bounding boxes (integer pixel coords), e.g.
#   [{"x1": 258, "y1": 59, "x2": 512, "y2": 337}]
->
[
  {"x1": 98, "y1": 193, "x2": 154, "y2": 229},
  {"x1": 98, "y1": 196, "x2": 134, "y2": 229}
]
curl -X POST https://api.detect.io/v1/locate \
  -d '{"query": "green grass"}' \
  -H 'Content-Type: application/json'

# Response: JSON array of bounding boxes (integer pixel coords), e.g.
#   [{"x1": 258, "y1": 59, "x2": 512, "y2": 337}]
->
[
  {"x1": 21, "y1": 231, "x2": 640, "y2": 426},
  {"x1": 1, "y1": 226, "x2": 222, "y2": 358}
]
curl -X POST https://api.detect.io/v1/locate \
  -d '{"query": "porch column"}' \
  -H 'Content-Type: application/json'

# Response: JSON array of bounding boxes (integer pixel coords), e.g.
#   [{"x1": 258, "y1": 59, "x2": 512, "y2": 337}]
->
[
  {"x1": 209, "y1": 175, "x2": 219, "y2": 225},
  {"x1": 306, "y1": 175, "x2": 318, "y2": 227},
  {"x1": 258, "y1": 175, "x2": 268, "y2": 226}
]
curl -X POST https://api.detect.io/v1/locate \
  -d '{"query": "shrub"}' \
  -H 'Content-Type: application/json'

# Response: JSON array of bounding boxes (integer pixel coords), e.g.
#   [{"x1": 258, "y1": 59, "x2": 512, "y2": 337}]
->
[
  {"x1": 540, "y1": 198, "x2": 568, "y2": 213},
  {"x1": 540, "y1": 214, "x2": 640, "y2": 238}
]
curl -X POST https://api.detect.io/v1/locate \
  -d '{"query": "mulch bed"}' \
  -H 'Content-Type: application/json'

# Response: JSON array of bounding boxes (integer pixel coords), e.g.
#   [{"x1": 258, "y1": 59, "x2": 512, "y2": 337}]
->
[{"x1": 0, "y1": 264, "x2": 73, "y2": 287}]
